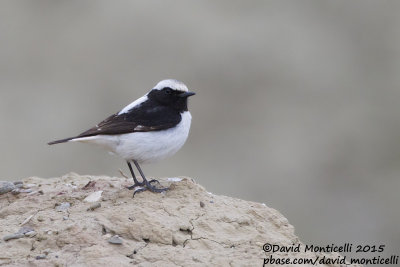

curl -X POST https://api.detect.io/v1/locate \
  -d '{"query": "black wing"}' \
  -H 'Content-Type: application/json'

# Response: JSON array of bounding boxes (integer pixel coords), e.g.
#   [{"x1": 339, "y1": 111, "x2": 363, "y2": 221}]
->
[{"x1": 48, "y1": 103, "x2": 181, "y2": 145}]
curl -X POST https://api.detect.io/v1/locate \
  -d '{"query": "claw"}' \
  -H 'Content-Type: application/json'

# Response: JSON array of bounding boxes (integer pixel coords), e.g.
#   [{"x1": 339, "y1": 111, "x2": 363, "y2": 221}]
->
[
  {"x1": 126, "y1": 181, "x2": 145, "y2": 190},
  {"x1": 131, "y1": 181, "x2": 169, "y2": 197},
  {"x1": 144, "y1": 180, "x2": 169, "y2": 193},
  {"x1": 132, "y1": 187, "x2": 147, "y2": 197},
  {"x1": 148, "y1": 179, "x2": 161, "y2": 185}
]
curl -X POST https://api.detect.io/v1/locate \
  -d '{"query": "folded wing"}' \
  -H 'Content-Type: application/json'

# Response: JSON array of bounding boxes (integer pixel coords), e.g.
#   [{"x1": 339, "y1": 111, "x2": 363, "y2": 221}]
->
[{"x1": 48, "y1": 104, "x2": 181, "y2": 145}]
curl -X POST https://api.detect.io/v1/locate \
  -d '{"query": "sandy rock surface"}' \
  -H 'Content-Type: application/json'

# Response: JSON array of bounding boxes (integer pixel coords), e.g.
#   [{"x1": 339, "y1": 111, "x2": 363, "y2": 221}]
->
[{"x1": 0, "y1": 173, "x2": 356, "y2": 266}]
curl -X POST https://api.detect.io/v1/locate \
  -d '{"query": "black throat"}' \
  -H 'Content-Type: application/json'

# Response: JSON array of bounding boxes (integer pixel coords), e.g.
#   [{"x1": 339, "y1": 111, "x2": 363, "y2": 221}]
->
[{"x1": 147, "y1": 88, "x2": 189, "y2": 112}]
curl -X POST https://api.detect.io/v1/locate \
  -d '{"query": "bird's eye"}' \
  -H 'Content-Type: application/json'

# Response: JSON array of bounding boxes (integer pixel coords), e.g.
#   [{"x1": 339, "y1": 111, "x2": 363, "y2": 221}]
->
[{"x1": 165, "y1": 88, "x2": 173, "y2": 95}]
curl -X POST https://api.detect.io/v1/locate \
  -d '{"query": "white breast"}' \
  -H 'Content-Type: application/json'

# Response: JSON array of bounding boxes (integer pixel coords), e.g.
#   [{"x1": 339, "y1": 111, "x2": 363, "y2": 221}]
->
[{"x1": 73, "y1": 111, "x2": 192, "y2": 164}]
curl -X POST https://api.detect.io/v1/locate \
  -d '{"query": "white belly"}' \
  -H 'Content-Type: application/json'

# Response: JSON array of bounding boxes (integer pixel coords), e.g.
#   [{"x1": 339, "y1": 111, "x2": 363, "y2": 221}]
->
[{"x1": 72, "y1": 111, "x2": 192, "y2": 164}]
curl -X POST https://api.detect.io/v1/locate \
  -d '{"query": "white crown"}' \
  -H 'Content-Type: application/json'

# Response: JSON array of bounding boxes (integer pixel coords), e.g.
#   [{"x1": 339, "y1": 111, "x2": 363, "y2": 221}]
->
[{"x1": 153, "y1": 79, "x2": 188, "y2": 92}]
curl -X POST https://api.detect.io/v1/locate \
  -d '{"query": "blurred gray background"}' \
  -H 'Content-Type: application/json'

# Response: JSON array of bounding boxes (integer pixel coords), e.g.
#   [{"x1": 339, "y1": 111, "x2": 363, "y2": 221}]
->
[{"x1": 1, "y1": 0, "x2": 399, "y2": 259}]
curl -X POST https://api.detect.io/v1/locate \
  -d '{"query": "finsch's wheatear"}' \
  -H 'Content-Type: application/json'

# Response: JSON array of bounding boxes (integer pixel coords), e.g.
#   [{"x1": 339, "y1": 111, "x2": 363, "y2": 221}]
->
[{"x1": 49, "y1": 79, "x2": 195, "y2": 194}]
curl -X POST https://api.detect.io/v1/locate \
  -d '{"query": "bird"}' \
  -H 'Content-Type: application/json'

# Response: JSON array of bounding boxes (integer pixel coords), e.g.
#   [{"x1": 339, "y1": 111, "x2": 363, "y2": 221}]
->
[{"x1": 48, "y1": 79, "x2": 195, "y2": 194}]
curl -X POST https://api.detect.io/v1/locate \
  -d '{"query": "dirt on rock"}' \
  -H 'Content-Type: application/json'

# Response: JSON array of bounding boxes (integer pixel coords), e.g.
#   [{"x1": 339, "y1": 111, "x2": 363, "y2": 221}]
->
[{"x1": 0, "y1": 173, "x2": 358, "y2": 266}]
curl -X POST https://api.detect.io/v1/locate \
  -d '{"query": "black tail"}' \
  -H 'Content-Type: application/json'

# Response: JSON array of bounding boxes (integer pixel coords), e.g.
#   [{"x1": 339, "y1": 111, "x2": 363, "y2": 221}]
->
[{"x1": 48, "y1": 137, "x2": 75, "y2": 145}]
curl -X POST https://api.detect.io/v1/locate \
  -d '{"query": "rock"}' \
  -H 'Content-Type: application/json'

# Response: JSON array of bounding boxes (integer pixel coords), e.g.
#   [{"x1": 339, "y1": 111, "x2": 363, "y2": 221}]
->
[
  {"x1": 0, "y1": 181, "x2": 15, "y2": 194},
  {"x1": 83, "y1": 190, "x2": 103, "y2": 202},
  {"x1": 108, "y1": 235, "x2": 123, "y2": 245},
  {"x1": 0, "y1": 175, "x2": 361, "y2": 266},
  {"x1": 55, "y1": 202, "x2": 71, "y2": 212}
]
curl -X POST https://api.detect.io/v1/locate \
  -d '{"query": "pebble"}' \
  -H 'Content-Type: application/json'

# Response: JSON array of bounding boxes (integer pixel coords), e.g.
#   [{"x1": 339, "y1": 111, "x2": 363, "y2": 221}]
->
[
  {"x1": 167, "y1": 177, "x2": 182, "y2": 182},
  {"x1": 14, "y1": 182, "x2": 23, "y2": 188},
  {"x1": 108, "y1": 235, "x2": 123, "y2": 245},
  {"x1": 3, "y1": 226, "x2": 36, "y2": 241},
  {"x1": 0, "y1": 181, "x2": 16, "y2": 195},
  {"x1": 23, "y1": 183, "x2": 36, "y2": 188},
  {"x1": 21, "y1": 214, "x2": 34, "y2": 226},
  {"x1": 55, "y1": 202, "x2": 71, "y2": 212},
  {"x1": 200, "y1": 201, "x2": 205, "y2": 208},
  {"x1": 65, "y1": 183, "x2": 77, "y2": 189},
  {"x1": 84, "y1": 190, "x2": 103, "y2": 202},
  {"x1": 87, "y1": 202, "x2": 101, "y2": 211},
  {"x1": 63, "y1": 216, "x2": 69, "y2": 220},
  {"x1": 17, "y1": 226, "x2": 34, "y2": 235},
  {"x1": 11, "y1": 189, "x2": 20, "y2": 195},
  {"x1": 3, "y1": 233, "x2": 24, "y2": 241},
  {"x1": 18, "y1": 189, "x2": 33, "y2": 193},
  {"x1": 25, "y1": 231, "x2": 37, "y2": 238},
  {"x1": 36, "y1": 255, "x2": 46, "y2": 260},
  {"x1": 82, "y1": 181, "x2": 96, "y2": 190}
]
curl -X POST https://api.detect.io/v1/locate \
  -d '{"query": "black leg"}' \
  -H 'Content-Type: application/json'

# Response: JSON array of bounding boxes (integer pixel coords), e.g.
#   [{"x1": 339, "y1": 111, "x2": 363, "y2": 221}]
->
[
  {"x1": 133, "y1": 160, "x2": 160, "y2": 185},
  {"x1": 132, "y1": 160, "x2": 168, "y2": 195},
  {"x1": 126, "y1": 161, "x2": 145, "y2": 189},
  {"x1": 131, "y1": 160, "x2": 160, "y2": 185}
]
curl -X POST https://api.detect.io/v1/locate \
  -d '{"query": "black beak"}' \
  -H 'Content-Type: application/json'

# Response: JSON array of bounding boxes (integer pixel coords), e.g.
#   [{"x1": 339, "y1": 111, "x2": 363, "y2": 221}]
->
[{"x1": 179, "y1": 91, "x2": 196, "y2": 98}]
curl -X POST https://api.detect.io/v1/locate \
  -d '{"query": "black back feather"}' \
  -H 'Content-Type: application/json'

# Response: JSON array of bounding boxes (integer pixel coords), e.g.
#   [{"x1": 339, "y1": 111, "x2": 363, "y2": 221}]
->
[{"x1": 48, "y1": 88, "x2": 189, "y2": 145}]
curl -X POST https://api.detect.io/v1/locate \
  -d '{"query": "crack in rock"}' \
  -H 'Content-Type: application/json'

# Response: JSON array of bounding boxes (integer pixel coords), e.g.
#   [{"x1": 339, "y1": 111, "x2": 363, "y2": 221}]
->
[{"x1": 182, "y1": 213, "x2": 205, "y2": 248}]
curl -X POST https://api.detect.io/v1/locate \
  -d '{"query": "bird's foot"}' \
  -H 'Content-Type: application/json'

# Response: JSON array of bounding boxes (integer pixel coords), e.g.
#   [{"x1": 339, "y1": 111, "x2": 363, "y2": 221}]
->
[
  {"x1": 126, "y1": 179, "x2": 160, "y2": 190},
  {"x1": 131, "y1": 180, "x2": 169, "y2": 197}
]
